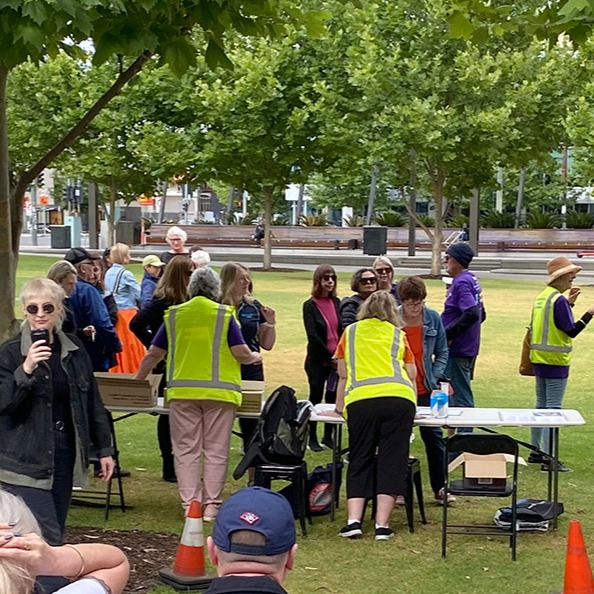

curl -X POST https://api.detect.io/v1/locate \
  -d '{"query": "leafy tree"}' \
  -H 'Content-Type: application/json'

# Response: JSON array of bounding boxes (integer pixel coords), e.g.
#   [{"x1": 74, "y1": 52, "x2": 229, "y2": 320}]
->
[{"x1": 0, "y1": 1, "x2": 326, "y2": 340}]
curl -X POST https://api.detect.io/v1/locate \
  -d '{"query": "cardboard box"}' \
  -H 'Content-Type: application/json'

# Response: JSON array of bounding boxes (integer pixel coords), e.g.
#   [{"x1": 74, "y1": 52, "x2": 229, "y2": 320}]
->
[
  {"x1": 94, "y1": 373, "x2": 162, "y2": 408},
  {"x1": 238, "y1": 380, "x2": 265, "y2": 414},
  {"x1": 448, "y1": 452, "x2": 527, "y2": 490}
]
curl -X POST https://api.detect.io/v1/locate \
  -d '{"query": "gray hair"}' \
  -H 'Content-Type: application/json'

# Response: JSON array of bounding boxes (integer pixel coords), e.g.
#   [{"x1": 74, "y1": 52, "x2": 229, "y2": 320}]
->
[
  {"x1": 373, "y1": 256, "x2": 394, "y2": 271},
  {"x1": 166, "y1": 225, "x2": 187, "y2": 243},
  {"x1": 188, "y1": 267, "x2": 220, "y2": 301},
  {"x1": 190, "y1": 248, "x2": 211, "y2": 269},
  {"x1": 47, "y1": 261, "x2": 76, "y2": 285},
  {"x1": 0, "y1": 490, "x2": 40, "y2": 535},
  {"x1": 20, "y1": 278, "x2": 66, "y2": 330}
]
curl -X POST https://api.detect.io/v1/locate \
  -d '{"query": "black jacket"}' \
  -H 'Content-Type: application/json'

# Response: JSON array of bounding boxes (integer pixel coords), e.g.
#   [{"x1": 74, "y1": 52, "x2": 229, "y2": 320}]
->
[
  {"x1": 0, "y1": 330, "x2": 113, "y2": 483},
  {"x1": 339, "y1": 294, "x2": 365, "y2": 328},
  {"x1": 204, "y1": 575, "x2": 289, "y2": 594},
  {"x1": 303, "y1": 297, "x2": 342, "y2": 370}
]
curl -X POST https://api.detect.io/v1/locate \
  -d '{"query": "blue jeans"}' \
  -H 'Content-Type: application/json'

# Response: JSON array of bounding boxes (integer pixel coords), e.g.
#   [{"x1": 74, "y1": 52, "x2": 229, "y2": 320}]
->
[
  {"x1": 446, "y1": 356, "x2": 476, "y2": 434},
  {"x1": 531, "y1": 376, "x2": 567, "y2": 456},
  {"x1": 417, "y1": 394, "x2": 446, "y2": 494}
]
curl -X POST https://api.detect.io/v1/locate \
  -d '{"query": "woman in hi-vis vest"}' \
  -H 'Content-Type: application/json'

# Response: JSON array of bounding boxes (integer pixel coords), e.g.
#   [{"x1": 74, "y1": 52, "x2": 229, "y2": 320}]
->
[
  {"x1": 135, "y1": 267, "x2": 261, "y2": 521},
  {"x1": 324, "y1": 291, "x2": 417, "y2": 541},
  {"x1": 529, "y1": 256, "x2": 594, "y2": 473}
]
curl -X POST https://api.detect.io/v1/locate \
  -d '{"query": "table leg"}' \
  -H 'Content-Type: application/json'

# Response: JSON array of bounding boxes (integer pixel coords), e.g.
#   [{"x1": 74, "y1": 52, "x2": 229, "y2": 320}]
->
[{"x1": 552, "y1": 427, "x2": 559, "y2": 529}]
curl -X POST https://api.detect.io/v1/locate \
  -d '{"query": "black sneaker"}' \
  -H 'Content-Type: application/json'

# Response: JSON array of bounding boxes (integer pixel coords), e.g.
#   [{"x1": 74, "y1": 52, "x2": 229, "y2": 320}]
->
[
  {"x1": 541, "y1": 461, "x2": 573, "y2": 473},
  {"x1": 527, "y1": 452, "x2": 544, "y2": 464},
  {"x1": 339, "y1": 522, "x2": 362, "y2": 538},
  {"x1": 375, "y1": 527, "x2": 394, "y2": 541},
  {"x1": 308, "y1": 440, "x2": 323, "y2": 453}
]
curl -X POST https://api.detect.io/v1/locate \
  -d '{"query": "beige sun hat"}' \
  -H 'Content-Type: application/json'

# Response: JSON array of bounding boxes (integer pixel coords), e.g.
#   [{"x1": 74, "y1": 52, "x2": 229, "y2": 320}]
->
[{"x1": 546, "y1": 256, "x2": 582, "y2": 285}]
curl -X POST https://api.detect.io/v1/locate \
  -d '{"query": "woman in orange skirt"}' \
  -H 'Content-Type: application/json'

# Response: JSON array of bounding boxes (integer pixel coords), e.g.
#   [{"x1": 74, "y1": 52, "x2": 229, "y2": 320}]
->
[{"x1": 105, "y1": 243, "x2": 146, "y2": 373}]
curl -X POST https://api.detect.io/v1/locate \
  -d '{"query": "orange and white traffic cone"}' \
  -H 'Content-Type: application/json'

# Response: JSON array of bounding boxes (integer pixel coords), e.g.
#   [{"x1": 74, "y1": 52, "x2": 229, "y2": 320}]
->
[
  {"x1": 159, "y1": 500, "x2": 214, "y2": 590},
  {"x1": 563, "y1": 520, "x2": 594, "y2": 594}
]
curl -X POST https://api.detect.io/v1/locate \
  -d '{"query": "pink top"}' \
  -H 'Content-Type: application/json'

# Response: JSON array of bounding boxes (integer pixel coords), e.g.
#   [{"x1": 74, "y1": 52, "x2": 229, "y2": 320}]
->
[{"x1": 313, "y1": 296, "x2": 340, "y2": 355}]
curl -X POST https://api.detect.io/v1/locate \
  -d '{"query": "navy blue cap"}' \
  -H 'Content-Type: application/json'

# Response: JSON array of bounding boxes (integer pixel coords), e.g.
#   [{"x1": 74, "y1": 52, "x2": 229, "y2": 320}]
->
[
  {"x1": 446, "y1": 243, "x2": 474, "y2": 269},
  {"x1": 212, "y1": 487, "x2": 296, "y2": 556}
]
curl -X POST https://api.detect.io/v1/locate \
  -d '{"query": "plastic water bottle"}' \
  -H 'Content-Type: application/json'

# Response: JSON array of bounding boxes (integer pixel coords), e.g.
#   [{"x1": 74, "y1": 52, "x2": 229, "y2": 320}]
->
[{"x1": 430, "y1": 385, "x2": 448, "y2": 419}]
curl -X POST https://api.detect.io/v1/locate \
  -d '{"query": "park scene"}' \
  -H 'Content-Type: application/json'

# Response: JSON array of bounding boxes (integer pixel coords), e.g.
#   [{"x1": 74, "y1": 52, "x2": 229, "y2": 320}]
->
[{"x1": 3, "y1": 1, "x2": 594, "y2": 593}]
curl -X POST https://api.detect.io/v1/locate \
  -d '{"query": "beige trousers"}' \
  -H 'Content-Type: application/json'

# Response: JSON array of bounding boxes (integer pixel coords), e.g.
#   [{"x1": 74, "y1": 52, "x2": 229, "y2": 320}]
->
[{"x1": 169, "y1": 399, "x2": 236, "y2": 511}]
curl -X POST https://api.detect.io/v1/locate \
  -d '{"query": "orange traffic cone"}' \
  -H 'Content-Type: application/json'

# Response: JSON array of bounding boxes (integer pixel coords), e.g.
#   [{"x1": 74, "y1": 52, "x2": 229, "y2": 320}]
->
[
  {"x1": 159, "y1": 500, "x2": 214, "y2": 590},
  {"x1": 563, "y1": 520, "x2": 594, "y2": 594}
]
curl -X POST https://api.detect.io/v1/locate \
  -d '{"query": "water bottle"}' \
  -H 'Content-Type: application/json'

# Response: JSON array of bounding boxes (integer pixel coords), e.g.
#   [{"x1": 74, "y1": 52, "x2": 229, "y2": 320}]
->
[{"x1": 430, "y1": 384, "x2": 448, "y2": 419}]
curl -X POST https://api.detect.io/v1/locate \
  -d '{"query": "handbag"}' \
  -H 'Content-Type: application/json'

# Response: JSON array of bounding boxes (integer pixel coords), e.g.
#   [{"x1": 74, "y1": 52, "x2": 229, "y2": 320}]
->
[{"x1": 519, "y1": 327, "x2": 534, "y2": 376}]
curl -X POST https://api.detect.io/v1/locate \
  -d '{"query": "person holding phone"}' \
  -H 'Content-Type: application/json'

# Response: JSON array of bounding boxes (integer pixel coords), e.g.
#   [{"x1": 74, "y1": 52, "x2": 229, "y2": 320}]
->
[{"x1": 0, "y1": 278, "x2": 114, "y2": 560}]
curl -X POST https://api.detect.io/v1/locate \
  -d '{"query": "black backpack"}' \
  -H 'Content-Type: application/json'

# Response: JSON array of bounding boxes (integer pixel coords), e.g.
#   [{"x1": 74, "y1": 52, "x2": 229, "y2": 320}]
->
[{"x1": 233, "y1": 385, "x2": 311, "y2": 479}]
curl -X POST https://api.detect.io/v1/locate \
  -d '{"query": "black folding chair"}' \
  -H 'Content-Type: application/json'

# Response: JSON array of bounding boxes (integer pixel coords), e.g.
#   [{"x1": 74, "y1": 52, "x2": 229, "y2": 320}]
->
[{"x1": 442, "y1": 433, "x2": 519, "y2": 560}]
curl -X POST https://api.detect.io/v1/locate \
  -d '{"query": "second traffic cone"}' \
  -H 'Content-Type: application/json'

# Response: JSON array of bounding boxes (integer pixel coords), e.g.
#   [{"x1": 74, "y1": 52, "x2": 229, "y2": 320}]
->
[
  {"x1": 563, "y1": 520, "x2": 594, "y2": 594},
  {"x1": 159, "y1": 500, "x2": 214, "y2": 590}
]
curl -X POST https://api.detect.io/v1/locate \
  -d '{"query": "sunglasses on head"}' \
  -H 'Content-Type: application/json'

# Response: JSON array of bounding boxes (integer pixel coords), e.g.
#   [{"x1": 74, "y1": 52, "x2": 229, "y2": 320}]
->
[
  {"x1": 26, "y1": 303, "x2": 55, "y2": 315},
  {"x1": 375, "y1": 267, "x2": 392, "y2": 275},
  {"x1": 323, "y1": 274, "x2": 337, "y2": 281},
  {"x1": 360, "y1": 277, "x2": 377, "y2": 285}
]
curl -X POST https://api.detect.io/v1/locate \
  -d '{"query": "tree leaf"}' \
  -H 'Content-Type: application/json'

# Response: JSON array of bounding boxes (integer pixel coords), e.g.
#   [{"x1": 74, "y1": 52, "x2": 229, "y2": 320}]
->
[{"x1": 447, "y1": 11, "x2": 475, "y2": 39}]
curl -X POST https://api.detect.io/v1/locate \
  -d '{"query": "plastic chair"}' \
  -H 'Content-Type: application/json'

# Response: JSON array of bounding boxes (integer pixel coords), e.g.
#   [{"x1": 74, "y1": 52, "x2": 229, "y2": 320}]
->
[
  {"x1": 442, "y1": 433, "x2": 519, "y2": 560},
  {"x1": 254, "y1": 461, "x2": 312, "y2": 536},
  {"x1": 365, "y1": 456, "x2": 427, "y2": 532}
]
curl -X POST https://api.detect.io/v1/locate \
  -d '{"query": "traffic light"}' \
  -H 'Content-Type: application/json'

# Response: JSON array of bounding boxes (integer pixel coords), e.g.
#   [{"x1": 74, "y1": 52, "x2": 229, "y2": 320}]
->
[{"x1": 37, "y1": 172, "x2": 44, "y2": 187}]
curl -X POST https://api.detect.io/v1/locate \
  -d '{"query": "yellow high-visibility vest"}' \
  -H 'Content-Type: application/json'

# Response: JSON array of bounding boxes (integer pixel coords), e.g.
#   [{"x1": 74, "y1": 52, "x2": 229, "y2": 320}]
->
[
  {"x1": 344, "y1": 318, "x2": 416, "y2": 412},
  {"x1": 164, "y1": 296, "x2": 241, "y2": 405},
  {"x1": 530, "y1": 286, "x2": 572, "y2": 367}
]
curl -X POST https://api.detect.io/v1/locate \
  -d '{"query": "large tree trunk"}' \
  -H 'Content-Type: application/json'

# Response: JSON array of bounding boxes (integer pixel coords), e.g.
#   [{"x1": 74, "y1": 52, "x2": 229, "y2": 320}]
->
[
  {"x1": 262, "y1": 185, "x2": 274, "y2": 271},
  {"x1": 0, "y1": 65, "x2": 18, "y2": 342}
]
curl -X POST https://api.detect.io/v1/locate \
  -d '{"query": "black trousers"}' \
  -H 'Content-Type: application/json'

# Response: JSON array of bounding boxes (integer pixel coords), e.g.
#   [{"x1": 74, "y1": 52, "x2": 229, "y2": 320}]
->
[{"x1": 346, "y1": 397, "x2": 415, "y2": 499}]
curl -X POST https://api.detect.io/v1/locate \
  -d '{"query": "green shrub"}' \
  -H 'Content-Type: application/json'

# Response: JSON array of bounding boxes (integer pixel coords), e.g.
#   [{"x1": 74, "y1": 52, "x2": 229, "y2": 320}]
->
[
  {"x1": 375, "y1": 211, "x2": 407, "y2": 227},
  {"x1": 299, "y1": 213, "x2": 328, "y2": 226},
  {"x1": 526, "y1": 211, "x2": 563, "y2": 228},
  {"x1": 480, "y1": 209, "x2": 515, "y2": 228},
  {"x1": 448, "y1": 214, "x2": 469, "y2": 228},
  {"x1": 416, "y1": 214, "x2": 434, "y2": 227},
  {"x1": 566, "y1": 210, "x2": 594, "y2": 229},
  {"x1": 272, "y1": 215, "x2": 290, "y2": 226},
  {"x1": 342, "y1": 214, "x2": 365, "y2": 227}
]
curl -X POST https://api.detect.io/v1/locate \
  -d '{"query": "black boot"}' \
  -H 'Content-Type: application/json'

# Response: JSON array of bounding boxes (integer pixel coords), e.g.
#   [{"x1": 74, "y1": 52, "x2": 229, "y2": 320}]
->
[
  {"x1": 308, "y1": 422, "x2": 323, "y2": 452},
  {"x1": 321, "y1": 423, "x2": 334, "y2": 449}
]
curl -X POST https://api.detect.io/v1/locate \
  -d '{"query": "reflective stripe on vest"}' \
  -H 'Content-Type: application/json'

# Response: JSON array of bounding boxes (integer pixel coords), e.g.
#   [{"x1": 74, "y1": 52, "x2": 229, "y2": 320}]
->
[
  {"x1": 344, "y1": 319, "x2": 416, "y2": 410},
  {"x1": 530, "y1": 286, "x2": 572, "y2": 366},
  {"x1": 165, "y1": 297, "x2": 241, "y2": 402}
]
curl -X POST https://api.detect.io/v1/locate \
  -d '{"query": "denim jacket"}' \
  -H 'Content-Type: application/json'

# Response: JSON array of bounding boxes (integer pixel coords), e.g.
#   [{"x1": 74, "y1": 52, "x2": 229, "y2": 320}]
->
[
  {"x1": 408, "y1": 307, "x2": 449, "y2": 395},
  {"x1": 0, "y1": 328, "x2": 114, "y2": 489}
]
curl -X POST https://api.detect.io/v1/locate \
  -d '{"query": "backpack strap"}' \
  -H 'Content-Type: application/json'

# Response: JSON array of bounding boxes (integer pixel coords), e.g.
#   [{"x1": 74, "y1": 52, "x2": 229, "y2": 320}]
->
[{"x1": 111, "y1": 267, "x2": 126, "y2": 296}]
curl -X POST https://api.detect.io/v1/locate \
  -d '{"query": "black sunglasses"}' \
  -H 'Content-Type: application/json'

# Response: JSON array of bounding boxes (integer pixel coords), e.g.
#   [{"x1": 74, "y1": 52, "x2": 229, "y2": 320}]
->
[
  {"x1": 375, "y1": 267, "x2": 392, "y2": 275},
  {"x1": 360, "y1": 278, "x2": 377, "y2": 285},
  {"x1": 322, "y1": 274, "x2": 337, "y2": 281},
  {"x1": 26, "y1": 303, "x2": 55, "y2": 315}
]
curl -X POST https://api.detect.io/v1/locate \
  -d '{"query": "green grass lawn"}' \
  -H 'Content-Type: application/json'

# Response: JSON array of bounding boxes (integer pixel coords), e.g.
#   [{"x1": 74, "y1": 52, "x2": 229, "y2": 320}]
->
[{"x1": 14, "y1": 255, "x2": 594, "y2": 593}]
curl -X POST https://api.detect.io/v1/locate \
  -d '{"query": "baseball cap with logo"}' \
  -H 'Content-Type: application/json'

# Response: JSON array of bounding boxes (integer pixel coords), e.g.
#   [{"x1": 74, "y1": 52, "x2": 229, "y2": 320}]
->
[
  {"x1": 142, "y1": 255, "x2": 166, "y2": 268},
  {"x1": 212, "y1": 487, "x2": 296, "y2": 556},
  {"x1": 64, "y1": 247, "x2": 101, "y2": 266}
]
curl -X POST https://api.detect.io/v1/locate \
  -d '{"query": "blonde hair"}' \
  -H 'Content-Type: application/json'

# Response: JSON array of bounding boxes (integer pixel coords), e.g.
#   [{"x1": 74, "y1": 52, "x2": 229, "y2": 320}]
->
[
  {"x1": 372, "y1": 256, "x2": 394, "y2": 272},
  {"x1": 0, "y1": 490, "x2": 40, "y2": 594},
  {"x1": 0, "y1": 560, "x2": 33, "y2": 594},
  {"x1": 220, "y1": 262, "x2": 253, "y2": 306},
  {"x1": 20, "y1": 278, "x2": 66, "y2": 330},
  {"x1": 357, "y1": 290, "x2": 402, "y2": 327},
  {"x1": 47, "y1": 261, "x2": 76, "y2": 285},
  {"x1": 109, "y1": 243, "x2": 130, "y2": 265}
]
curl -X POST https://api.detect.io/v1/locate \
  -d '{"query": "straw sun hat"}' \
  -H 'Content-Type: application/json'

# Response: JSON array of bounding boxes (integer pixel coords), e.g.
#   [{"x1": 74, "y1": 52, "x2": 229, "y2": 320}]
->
[{"x1": 546, "y1": 256, "x2": 582, "y2": 285}]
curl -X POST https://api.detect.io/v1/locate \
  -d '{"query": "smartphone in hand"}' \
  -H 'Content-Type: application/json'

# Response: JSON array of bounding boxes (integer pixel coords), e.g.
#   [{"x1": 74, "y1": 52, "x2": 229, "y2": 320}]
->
[{"x1": 31, "y1": 329, "x2": 49, "y2": 344}]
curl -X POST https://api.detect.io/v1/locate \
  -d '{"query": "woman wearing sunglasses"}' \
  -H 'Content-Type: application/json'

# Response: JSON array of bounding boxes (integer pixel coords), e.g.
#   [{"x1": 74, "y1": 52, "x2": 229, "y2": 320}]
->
[
  {"x1": 303, "y1": 265, "x2": 342, "y2": 451},
  {"x1": 0, "y1": 278, "x2": 114, "y2": 562},
  {"x1": 339, "y1": 268, "x2": 379, "y2": 328}
]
